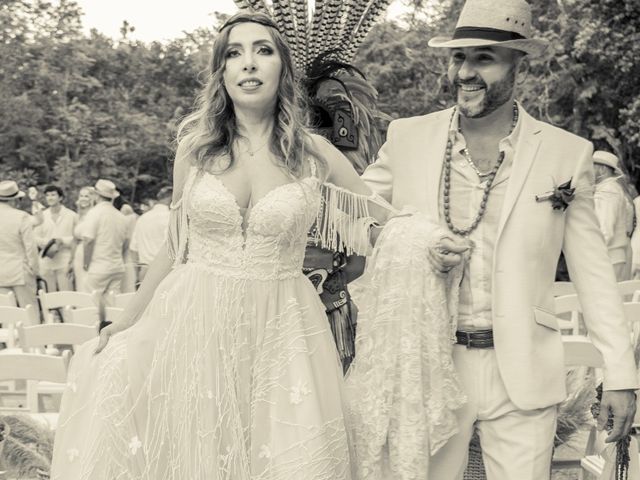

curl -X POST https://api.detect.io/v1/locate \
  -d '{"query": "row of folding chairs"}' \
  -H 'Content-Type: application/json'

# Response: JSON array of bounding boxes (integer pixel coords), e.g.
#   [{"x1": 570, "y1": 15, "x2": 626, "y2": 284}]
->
[{"x1": 554, "y1": 279, "x2": 640, "y2": 301}]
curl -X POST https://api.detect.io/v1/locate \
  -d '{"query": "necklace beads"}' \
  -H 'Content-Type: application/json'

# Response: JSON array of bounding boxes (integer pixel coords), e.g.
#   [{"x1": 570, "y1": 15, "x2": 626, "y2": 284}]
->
[{"x1": 442, "y1": 103, "x2": 518, "y2": 237}]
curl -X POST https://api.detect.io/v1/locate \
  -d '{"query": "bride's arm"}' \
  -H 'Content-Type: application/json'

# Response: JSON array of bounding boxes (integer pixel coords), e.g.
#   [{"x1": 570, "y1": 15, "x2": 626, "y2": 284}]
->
[{"x1": 94, "y1": 150, "x2": 191, "y2": 353}]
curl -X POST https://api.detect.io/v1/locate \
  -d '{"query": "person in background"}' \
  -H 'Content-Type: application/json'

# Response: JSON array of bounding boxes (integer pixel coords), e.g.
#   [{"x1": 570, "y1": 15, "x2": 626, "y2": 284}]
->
[
  {"x1": 118, "y1": 202, "x2": 139, "y2": 293},
  {"x1": 129, "y1": 186, "x2": 171, "y2": 285},
  {"x1": 82, "y1": 179, "x2": 128, "y2": 295},
  {"x1": 34, "y1": 185, "x2": 77, "y2": 292},
  {"x1": 0, "y1": 181, "x2": 39, "y2": 318},
  {"x1": 593, "y1": 150, "x2": 632, "y2": 280},
  {"x1": 71, "y1": 186, "x2": 96, "y2": 292}
]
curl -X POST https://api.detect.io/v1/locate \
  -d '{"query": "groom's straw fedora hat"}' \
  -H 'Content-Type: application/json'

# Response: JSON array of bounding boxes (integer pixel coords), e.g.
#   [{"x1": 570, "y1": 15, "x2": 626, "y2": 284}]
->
[
  {"x1": 428, "y1": 0, "x2": 549, "y2": 57},
  {"x1": 0, "y1": 180, "x2": 25, "y2": 201}
]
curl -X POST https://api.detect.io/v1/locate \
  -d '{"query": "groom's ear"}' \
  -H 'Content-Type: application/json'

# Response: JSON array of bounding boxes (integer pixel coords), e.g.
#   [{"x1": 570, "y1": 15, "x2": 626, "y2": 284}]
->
[{"x1": 515, "y1": 53, "x2": 530, "y2": 86}]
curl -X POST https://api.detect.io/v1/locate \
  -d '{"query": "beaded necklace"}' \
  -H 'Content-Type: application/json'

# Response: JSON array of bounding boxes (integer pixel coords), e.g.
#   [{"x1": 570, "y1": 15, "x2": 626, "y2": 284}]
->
[{"x1": 443, "y1": 103, "x2": 519, "y2": 237}]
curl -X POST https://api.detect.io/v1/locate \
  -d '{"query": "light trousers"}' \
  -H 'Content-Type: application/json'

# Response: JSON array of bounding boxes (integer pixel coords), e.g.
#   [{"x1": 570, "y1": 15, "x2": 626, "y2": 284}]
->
[{"x1": 428, "y1": 345, "x2": 558, "y2": 480}]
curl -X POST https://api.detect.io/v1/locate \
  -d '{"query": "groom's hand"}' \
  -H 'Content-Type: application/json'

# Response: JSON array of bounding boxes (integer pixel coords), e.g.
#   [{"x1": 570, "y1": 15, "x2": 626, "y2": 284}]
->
[
  {"x1": 598, "y1": 389, "x2": 637, "y2": 443},
  {"x1": 428, "y1": 236, "x2": 469, "y2": 274}
]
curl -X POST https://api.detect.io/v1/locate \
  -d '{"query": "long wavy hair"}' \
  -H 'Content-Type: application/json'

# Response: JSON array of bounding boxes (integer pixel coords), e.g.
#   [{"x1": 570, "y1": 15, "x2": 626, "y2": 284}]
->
[{"x1": 176, "y1": 12, "x2": 322, "y2": 178}]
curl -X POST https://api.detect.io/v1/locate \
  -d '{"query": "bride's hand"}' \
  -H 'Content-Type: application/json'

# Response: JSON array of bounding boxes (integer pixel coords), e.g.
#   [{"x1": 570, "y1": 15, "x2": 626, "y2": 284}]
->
[
  {"x1": 94, "y1": 318, "x2": 135, "y2": 354},
  {"x1": 427, "y1": 235, "x2": 470, "y2": 274}
]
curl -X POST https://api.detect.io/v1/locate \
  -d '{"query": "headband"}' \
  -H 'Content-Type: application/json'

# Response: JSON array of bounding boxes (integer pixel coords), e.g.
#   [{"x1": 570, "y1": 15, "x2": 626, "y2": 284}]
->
[{"x1": 218, "y1": 16, "x2": 279, "y2": 33}]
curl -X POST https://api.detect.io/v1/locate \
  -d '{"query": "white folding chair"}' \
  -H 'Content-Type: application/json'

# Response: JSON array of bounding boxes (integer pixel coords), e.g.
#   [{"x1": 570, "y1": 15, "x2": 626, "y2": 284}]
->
[
  {"x1": 0, "y1": 305, "x2": 37, "y2": 350},
  {"x1": 552, "y1": 336, "x2": 604, "y2": 478},
  {"x1": 618, "y1": 280, "x2": 640, "y2": 301},
  {"x1": 64, "y1": 306, "x2": 123, "y2": 327},
  {"x1": 0, "y1": 290, "x2": 17, "y2": 307},
  {"x1": 0, "y1": 351, "x2": 70, "y2": 413},
  {"x1": 18, "y1": 322, "x2": 96, "y2": 354},
  {"x1": 553, "y1": 281, "x2": 576, "y2": 297},
  {"x1": 554, "y1": 294, "x2": 582, "y2": 335},
  {"x1": 38, "y1": 289, "x2": 95, "y2": 323}
]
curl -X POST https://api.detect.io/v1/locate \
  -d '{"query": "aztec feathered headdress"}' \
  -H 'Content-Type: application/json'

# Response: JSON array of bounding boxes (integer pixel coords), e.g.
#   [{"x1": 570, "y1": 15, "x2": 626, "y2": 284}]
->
[{"x1": 232, "y1": 0, "x2": 393, "y2": 173}]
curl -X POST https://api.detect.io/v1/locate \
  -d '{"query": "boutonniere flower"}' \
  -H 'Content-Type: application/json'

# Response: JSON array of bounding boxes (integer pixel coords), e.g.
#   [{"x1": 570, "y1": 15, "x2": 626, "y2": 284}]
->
[{"x1": 535, "y1": 178, "x2": 575, "y2": 211}]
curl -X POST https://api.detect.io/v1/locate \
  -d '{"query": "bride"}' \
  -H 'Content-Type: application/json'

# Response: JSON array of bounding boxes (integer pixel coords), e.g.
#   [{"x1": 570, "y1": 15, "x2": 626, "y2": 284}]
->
[
  {"x1": 50, "y1": 11, "x2": 470, "y2": 480},
  {"x1": 50, "y1": 12, "x2": 393, "y2": 480}
]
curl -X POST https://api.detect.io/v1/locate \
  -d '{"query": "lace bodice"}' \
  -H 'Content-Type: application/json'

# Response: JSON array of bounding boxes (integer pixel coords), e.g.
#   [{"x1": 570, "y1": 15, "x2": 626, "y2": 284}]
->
[{"x1": 186, "y1": 172, "x2": 321, "y2": 280}]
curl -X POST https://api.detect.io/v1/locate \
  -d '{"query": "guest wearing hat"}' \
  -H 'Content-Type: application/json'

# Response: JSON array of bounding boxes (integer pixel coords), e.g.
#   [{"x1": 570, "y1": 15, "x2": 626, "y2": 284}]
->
[
  {"x1": 593, "y1": 150, "x2": 632, "y2": 280},
  {"x1": 0, "y1": 181, "x2": 40, "y2": 316},
  {"x1": 81, "y1": 179, "x2": 129, "y2": 295},
  {"x1": 33, "y1": 185, "x2": 78, "y2": 292},
  {"x1": 360, "y1": 0, "x2": 638, "y2": 477}
]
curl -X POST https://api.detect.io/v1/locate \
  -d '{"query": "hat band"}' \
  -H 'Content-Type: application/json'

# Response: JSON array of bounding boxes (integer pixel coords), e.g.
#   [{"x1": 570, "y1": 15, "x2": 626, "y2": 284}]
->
[
  {"x1": 452, "y1": 26, "x2": 526, "y2": 42},
  {"x1": 0, "y1": 192, "x2": 18, "y2": 198}
]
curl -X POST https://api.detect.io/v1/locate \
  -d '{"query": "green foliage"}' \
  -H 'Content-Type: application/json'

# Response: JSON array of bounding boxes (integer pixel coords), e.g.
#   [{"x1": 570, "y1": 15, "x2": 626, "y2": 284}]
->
[
  {"x1": 1, "y1": 0, "x2": 639, "y2": 199},
  {"x1": 0, "y1": 0, "x2": 220, "y2": 207}
]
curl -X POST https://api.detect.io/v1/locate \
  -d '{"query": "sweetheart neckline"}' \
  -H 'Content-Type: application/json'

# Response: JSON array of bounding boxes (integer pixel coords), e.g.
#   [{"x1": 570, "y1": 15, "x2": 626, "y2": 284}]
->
[{"x1": 199, "y1": 172, "x2": 318, "y2": 245}]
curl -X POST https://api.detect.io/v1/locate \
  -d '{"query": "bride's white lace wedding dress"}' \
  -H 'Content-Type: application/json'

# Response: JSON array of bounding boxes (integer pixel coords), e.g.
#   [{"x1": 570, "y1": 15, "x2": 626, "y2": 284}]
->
[
  {"x1": 50, "y1": 164, "x2": 362, "y2": 479},
  {"x1": 346, "y1": 214, "x2": 467, "y2": 480}
]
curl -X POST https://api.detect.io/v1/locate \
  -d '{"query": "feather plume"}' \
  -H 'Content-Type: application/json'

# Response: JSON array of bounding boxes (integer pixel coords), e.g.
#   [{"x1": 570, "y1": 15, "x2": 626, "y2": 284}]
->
[
  {"x1": 0, "y1": 415, "x2": 54, "y2": 479},
  {"x1": 291, "y1": 0, "x2": 309, "y2": 69},
  {"x1": 271, "y1": 1, "x2": 299, "y2": 65},
  {"x1": 345, "y1": 0, "x2": 392, "y2": 61},
  {"x1": 316, "y1": 0, "x2": 342, "y2": 56},
  {"x1": 339, "y1": 0, "x2": 369, "y2": 51},
  {"x1": 308, "y1": 0, "x2": 325, "y2": 65},
  {"x1": 232, "y1": 0, "x2": 252, "y2": 10},
  {"x1": 242, "y1": 0, "x2": 270, "y2": 14}
]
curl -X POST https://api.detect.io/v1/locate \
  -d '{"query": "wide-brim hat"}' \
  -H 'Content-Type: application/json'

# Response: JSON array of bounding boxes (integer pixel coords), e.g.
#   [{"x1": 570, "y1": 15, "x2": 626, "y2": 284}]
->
[
  {"x1": 428, "y1": 0, "x2": 549, "y2": 57},
  {"x1": 94, "y1": 179, "x2": 120, "y2": 199},
  {"x1": 593, "y1": 151, "x2": 623, "y2": 176},
  {"x1": 0, "y1": 180, "x2": 25, "y2": 201}
]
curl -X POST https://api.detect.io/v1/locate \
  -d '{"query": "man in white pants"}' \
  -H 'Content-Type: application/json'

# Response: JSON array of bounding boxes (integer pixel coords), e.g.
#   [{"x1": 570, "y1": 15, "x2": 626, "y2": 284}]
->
[
  {"x1": 361, "y1": 0, "x2": 638, "y2": 477},
  {"x1": 82, "y1": 179, "x2": 128, "y2": 295}
]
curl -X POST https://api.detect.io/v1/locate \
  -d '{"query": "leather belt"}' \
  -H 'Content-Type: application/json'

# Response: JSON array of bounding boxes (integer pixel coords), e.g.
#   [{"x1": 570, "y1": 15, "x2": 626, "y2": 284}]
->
[{"x1": 455, "y1": 329, "x2": 494, "y2": 349}]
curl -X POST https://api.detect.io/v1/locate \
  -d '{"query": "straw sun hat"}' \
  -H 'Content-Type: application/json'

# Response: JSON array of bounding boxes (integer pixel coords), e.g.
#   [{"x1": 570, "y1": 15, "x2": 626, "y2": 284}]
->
[
  {"x1": 0, "y1": 181, "x2": 25, "y2": 201},
  {"x1": 94, "y1": 179, "x2": 120, "y2": 199},
  {"x1": 428, "y1": 0, "x2": 549, "y2": 57},
  {"x1": 593, "y1": 150, "x2": 623, "y2": 176}
]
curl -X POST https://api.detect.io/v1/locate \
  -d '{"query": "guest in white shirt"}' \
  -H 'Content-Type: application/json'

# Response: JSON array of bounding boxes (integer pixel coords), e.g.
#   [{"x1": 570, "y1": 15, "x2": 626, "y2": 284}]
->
[
  {"x1": 82, "y1": 179, "x2": 128, "y2": 294},
  {"x1": 0, "y1": 181, "x2": 39, "y2": 317},
  {"x1": 34, "y1": 185, "x2": 78, "y2": 292},
  {"x1": 130, "y1": 186, "x2": 171, "y2": 284},
  {"x1": 593, "y1": 150, "x2": 631, "y2": 280}
]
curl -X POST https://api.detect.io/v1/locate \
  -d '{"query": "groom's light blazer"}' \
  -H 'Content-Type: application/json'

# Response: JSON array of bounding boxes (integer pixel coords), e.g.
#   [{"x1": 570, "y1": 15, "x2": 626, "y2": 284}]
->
[{"x1": 362, "y1": 106, "x2": 639, "y2": 410}]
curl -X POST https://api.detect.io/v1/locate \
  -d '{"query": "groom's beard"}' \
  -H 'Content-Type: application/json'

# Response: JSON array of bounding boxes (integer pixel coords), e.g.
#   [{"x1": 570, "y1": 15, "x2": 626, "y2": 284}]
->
[{"x1": 451, "y1": 66, "x2": 517, "y2": 119}]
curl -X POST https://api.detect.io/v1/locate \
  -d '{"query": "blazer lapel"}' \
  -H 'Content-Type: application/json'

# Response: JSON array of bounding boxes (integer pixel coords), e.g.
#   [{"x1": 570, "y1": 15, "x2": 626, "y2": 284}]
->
[
  {"x1": 425, "y1": 108, "x2": 455, "y2": 218},
  {"x1": 496, "y1": 109, "x2": 542, "y2": 242}
]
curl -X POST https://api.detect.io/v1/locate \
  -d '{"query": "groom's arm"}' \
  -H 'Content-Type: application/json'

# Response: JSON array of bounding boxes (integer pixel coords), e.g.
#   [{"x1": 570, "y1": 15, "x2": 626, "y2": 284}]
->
[
  {"x1": 563, "y1": 140, "x2": 638, "y2": 442},
  {"x1": 360, "y1": 120, "x2": 399, "y2": 203}
]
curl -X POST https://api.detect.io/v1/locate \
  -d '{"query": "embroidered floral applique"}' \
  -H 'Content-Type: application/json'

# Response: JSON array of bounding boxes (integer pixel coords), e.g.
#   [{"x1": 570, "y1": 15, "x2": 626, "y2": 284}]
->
[
  {"x1": 129, "y1": 436, "x2": 142, "y2": 455},
  {"x1": 258, "y1": 444, "x2": 271, "y2": 459},
  {"x1": 67, "y1": 448, "x2": 80, "y2": 462},
  {"x1": 290, "y1": 380, "x2": 311, "y2": 405}
]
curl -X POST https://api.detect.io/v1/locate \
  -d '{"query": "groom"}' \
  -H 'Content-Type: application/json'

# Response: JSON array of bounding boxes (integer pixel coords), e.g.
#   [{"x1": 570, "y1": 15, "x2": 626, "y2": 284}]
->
[{"x1": 361, "y1": 0, "x2": 638, "y2": 478}]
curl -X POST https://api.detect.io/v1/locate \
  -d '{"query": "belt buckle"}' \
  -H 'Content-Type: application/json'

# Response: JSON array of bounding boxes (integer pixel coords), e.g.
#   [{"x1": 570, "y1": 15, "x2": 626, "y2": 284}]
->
[{"x1": 465, "y1": 331, "x2": 474, "y2": 349}]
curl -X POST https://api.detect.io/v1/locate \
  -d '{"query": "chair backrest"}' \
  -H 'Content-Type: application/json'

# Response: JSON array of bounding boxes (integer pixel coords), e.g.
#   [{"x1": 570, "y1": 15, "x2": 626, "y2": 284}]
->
[
  {"x1": 64, "y1": 306, "x2": 123, "y2": 327},
  {"x1": 112, "y1": 292, "x2": 135, "y2": 309},
  {"x1": 18, "y1": 323, "x2": 96, "y2": 352},
  {"x1": 554, "y1": 294, "x2": 582, "y2": 335},
  {"x1": 38, "y1": 289, "x2": 96, "y2": 323},
  {"x1": 0, "y1": 351, "x2": 70, "y2": 412},
  {"x1": 0, "y1": 291, "x2": 17, "y2": 307},
  {"x1": 553, "y1": 281, "x2": 576, "y2": 297},
  {"x1": 562, "y1": 336, "x2": 604, "y2": 368},
  {"x1": 0, "y1": 305, "x2": 36, "y2": 348},
  {"x1": 622, "y1": 301, "x2": 640, "y2": 347},
  {"x1": 618, "y1": 280, "x2": 640, "y2": 300}
]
